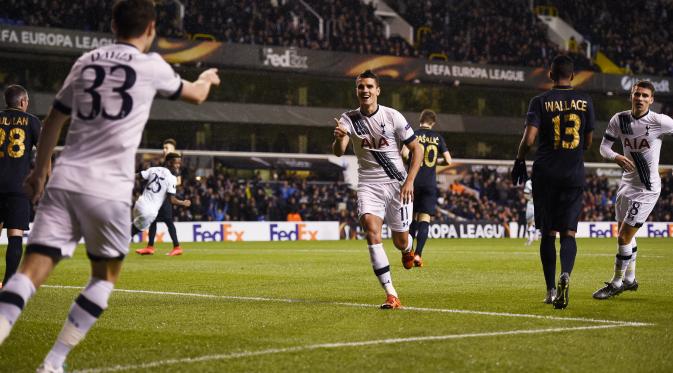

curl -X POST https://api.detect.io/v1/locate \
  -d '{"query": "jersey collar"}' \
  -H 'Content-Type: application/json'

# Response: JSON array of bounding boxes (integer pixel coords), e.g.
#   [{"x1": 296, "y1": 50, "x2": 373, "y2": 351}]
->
[
  {"x1": 360, "y1": 105, "x2": 379, "y2": 118},
  {"x1": 552, "y1": 85, "x2": 573, "y2": 90},
  {"x1": 116, "y1": 41, "x2": 140, "y2": 51},
  {"x1": 631, "y1": 110, "x2": 650, "y2": 120}
]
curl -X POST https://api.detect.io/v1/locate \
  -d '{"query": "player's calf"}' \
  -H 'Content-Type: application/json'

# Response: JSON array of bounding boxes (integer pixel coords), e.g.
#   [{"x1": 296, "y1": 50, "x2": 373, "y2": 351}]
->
[
  {"x1": 42, "y1": 277, "x2": 114, "y2": 369},
  {"x1": 0, "y1": 272, "x2": 36, "y2": 344}
]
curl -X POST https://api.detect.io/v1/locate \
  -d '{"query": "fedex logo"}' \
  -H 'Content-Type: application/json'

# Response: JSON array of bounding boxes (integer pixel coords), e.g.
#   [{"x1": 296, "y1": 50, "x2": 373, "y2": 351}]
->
[
  {"x1": 270, "y1": 224, "x2": 318, "y2": 241},
  {"x1": 646, "y1": 224, "x2": 672, "y2": 237},
  {"x1": 193, "y1": 224, "x2": 244, "y2": 242},
  {"x1": 588, "y1": 223, "x2": 618, "y2": 238}
]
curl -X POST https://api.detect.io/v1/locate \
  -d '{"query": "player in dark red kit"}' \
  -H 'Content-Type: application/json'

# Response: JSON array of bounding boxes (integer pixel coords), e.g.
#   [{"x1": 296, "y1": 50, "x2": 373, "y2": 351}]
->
[
  {"x1": 512, "y1": 55, "x2": 595, "y2": 309},
  {"x1": 0, "y1": 85, "x2": 41, "y2": 288}
]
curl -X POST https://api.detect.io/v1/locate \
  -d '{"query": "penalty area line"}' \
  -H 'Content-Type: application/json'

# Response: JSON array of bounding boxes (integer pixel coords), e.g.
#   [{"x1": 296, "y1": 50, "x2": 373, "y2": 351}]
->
[
  {"x1": 43, "y1": 285, "x2": 652, "y2": 327},
  {"x1": 72, "y1": 324, "x2": 635, "y2": 373}
]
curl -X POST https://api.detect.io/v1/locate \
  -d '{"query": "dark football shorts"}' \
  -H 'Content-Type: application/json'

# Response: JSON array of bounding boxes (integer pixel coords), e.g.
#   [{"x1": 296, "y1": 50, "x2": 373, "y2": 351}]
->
[
  {"x1": 0, "y1": 193, "x2": 31, "y2": 230},
  {"x1": 532, "y1": 175, "x2": 583, "y2": 232},
  {"x1": 155, "y1": 198, "x2": 173, "y2": 222},
  {"x1": 413, "y1": 185, "x2": 438, "y2": 215}
]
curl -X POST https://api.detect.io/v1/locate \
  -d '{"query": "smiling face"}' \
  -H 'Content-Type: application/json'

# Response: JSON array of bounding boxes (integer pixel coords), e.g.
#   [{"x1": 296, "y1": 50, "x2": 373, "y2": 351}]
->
[
  {"x1": 355, "y1": 77, "x2": 380, "y2": 109},
  {"x1": 631, "y1": 85, "x2": 654, "y2": 117}
]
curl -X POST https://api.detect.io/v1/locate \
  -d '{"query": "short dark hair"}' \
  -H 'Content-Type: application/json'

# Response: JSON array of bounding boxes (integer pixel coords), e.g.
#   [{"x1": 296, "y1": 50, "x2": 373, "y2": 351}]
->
[
  {"x1": 163, "y1": 138, "x2": 177, "y2": 147},
  {"x1": 550, "y1": 55, "x2": 574, "y2": 81},
  {"x1": 112, "y1": 0, "x2": 156, "y2": 39},
  {"x1": 357, "y1": 70, "x2": 380, "y2": 87},
  {"x1": 165, "y1": 152, "x2": 181, "y2": 162},
  {"x1": 632, "y1": 80, "x2": 655, "y2": 96},
  {"x1": 419, "y1": 109, "x2": 437, "y2": 125},
  {"x1": 4, "y1": 84, "x2": 27, "y2": 108}
]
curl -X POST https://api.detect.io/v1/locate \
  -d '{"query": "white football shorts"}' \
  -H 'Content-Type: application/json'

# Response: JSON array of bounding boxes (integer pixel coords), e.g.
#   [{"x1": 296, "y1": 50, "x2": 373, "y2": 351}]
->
[
  {"x1": 615, "y1": 184, "x2": 659, "y2": 227},
  {"x1": 28, "y1": 188, "x2": 131, "y2": 259},
  {"x1": 132, "y1": 200, "x2": 158, "y2": 231},
  {"x1": 357, "y1": 182, "x2": 412, "y2": 232},
  {"x1": 525, "y1": 202, "x2": 535, "y2": 223}
]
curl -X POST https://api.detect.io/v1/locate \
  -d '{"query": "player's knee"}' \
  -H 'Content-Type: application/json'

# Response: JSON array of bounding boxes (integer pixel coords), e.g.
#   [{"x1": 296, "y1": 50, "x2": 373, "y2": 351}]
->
[
  {"x1": 364, "y1": 230, "x2": 381, "y2": 245},
  {"x1": 560, "y1": 230, "x2": 576, "y2": 238}
]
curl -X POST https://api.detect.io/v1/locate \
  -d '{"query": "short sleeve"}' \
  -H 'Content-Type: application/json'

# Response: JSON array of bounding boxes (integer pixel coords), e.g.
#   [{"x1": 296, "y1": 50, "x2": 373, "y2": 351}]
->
[
  {"x1": 150, "y1": 53, "x2": 183, "y2": 100},
  {"x1": 525, "y1": 97, "x2": 542, "y2": 127},
  {"x1": 659, "y1": 113, "x2": 673, "y2": 136},
  {"x1": 30, "y1": 116, "x2": 41, "y2": 146},
  {"x1": 604, "y1": 114, "x2": 620, "y2": 142},
  {"x1": 167, "y1": 174, "x2": 177, "y2": 195},
  {"x1": 53, "y1": 59, "x2": 82, "y2": 115},
  {"x1": 140, "y1": 169, "x2": 150, "y2": 180},
  {"x1": 584, "y1": 96, "x2": 596, "y2": 133},
  {"x1": 438, "y1": 134, "x2": 448, "y2": 153},
  {"x1": 393, "y1": 110, "x2": 415, "y2": 144}
]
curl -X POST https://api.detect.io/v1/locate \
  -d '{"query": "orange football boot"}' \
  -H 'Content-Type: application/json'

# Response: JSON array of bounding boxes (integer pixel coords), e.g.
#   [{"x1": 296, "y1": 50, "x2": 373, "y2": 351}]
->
[
  {"x1": 380, "y1": 294, "x2": 402, "y2": 309},
  {"x1": 135, "y1": 246, "x2": 155, "y2": 255},
  {"x1": 167, "y1": 247, "x2": 183, "y2": 256}
]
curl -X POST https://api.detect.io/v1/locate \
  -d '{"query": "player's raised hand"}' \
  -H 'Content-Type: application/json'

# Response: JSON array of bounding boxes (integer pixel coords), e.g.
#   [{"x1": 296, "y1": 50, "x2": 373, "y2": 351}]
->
[
  {"x1": 400, "y1": 180, "x2": 414, "y2": 204},
  {"x1": 23, "y1": 171, "x2": 46, "y2": 205},
  {"x1": 615, "y1": 154, "x2": 635, "y2": 172},
  {"x1": 199, "y1": 68, "x2": 220, "y2": 86},
  {"x1": 333, "y1": 118, "x2": 347, "y2": 139}
]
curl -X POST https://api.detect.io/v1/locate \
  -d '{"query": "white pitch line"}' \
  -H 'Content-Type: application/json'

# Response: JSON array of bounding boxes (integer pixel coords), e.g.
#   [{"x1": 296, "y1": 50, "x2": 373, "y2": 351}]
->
[
  {"x1": 71, "y1": 324, "x2": 631, "y2": 373},
  {"x1": 42, "y1": 285, "x2": 652, "y2": 326}
]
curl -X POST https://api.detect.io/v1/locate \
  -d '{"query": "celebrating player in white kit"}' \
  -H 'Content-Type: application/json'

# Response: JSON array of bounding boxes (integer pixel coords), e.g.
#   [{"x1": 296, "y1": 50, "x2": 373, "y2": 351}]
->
[
  {"x1": 593, "y1": 80, "x2": 673, "y2": 300},
  {"x1": 523, "y1": 179, "x2": 538, "y2": 246},
  {"x1": 131, "y1": 152, "x2": 191, "y2": 251},
  {"x1": 332, "y1": 70, "x2": 423, "y2": 309},
  {"x1": 0, "y1": 1, "x2": 220, "y2": 371}
]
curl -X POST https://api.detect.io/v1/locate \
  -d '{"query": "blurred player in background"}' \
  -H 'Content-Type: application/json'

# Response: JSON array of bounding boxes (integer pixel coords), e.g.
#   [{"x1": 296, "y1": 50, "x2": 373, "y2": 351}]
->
[
  {"x1": 512, "y1": 55, "x2": 594, "y2": 309},
  {"x1": 403, "y1": 109, "x2": 451, "y2": 267},
  {"x1": 132, "y1": 152, "x2": 191, "y2": 256},
  {"x1": 0, "y1": 85, "x2": 41, "y2": 288},
  {"x1": 0, "y1": 1, "x2": 220, "y2": 371},
  {"x1": 136, "y1": 138, "x2": 184, "y2": 256},
  {"x1": 593, "y1": 80, "x2": 673, "y2": 300},
  {"x1": 332, "y1": 70, "x2": 423, "y2": 309},
  {"x1": 523, "y1": 179, "x2": 538, "y2": 246}
]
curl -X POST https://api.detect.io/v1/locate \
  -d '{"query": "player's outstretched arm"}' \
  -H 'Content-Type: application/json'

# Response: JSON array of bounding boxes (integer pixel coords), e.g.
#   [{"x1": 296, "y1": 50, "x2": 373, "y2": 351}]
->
[
  {"x1": 332, "y1": 118, "x2": 350, "y2": 157},
  {"x1": 170, "y1": 195, "x2": 191, "y2": 207},
  {"x1": 599, "y1": 136, "x2": 634, "y2": 172},
  {"x1": 180, "y1": 68, "x2": 221, "y2": 105},
  {"x1": 401, "y1": 138, "x2": 423, "y2": 204},
  {"x1": 442, "y1": 150, "x2": 452, "y2": 165},
  {"x1": 23, "y1": 108, "x2": 69, "y2": 204}
]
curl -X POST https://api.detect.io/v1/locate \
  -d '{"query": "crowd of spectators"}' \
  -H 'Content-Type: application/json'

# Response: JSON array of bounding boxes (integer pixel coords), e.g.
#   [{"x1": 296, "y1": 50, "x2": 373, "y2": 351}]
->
[
  {"x1": 540, "y1": 0, "x2": 673, "y2": 76},
  {"x1": 134, "y1": 159, "x2": 673, "y2": 229},
  {"x1": 2, "y1": 0, "x2": 601, "y2": 70},
  {"x1": 387, "y1": 0, "x2": 594, "y2": 71}
]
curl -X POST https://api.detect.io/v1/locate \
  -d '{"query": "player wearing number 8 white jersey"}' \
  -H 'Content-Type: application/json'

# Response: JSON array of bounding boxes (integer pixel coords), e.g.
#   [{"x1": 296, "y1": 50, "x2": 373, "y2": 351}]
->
[
  {"x1": 593, "y1": 80, "x2": 673, "y2": 300},
  {"x1": 333, "y1": 70, "x2": 423, "y2": 310},
  {"x1": 0, "y1": 1, "x2": 220, "y2": 371}
]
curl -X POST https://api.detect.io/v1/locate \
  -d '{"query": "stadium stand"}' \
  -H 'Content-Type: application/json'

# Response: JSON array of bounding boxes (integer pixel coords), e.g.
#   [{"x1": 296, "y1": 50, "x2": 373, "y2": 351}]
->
[
  {"x1": 539, "y1": 0, "x2": 673, "y2": 76},
  {"x1": 386, "y1": 0, "x2": 594, "y2": 70}
]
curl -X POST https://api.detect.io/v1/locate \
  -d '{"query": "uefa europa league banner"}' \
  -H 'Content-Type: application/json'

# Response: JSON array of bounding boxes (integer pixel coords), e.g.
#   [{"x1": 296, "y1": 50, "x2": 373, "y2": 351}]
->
[{"x1": 0, "y1": 24, "x2": 670, "y2": 95}]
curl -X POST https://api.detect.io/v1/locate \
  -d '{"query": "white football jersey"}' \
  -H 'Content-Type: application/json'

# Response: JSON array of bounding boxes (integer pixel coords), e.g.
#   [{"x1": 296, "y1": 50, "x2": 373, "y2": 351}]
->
[
  {"x1": 136, "y1": 167, "x2": 177, "y2": 213},
  {"x1": 47, "y1": 42, "x2": 183, "y2": 203},
  {"x1": 524, "y1": 179, "x2": 534, "y2": 203},
  {"x1": 604, "y1": 110, "x2": 673, "y2": 195},
  {"x1": 338, "y1": 105, "x2": 416, "y2": 184}
]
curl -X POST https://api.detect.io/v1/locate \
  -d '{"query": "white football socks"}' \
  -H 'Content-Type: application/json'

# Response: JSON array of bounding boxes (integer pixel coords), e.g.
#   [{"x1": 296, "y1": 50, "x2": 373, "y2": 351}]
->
[
  {"x1": 44, "y1": 278, "x2": 114, "y2": 368},
  {"x1": 625, "y1": 238, "x2": 637, "y2": 283},
  {"x1": 611, "y1": 244, "x2": 632, "y2": 287},
  {"x1": 368, "y1": 243, "x2": 397, "y2": 297}
]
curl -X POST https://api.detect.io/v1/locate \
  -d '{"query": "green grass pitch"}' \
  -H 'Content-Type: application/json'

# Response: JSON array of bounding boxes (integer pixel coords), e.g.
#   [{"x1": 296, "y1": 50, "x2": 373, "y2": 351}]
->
[{"x1": 1, "y1": 238, "x2": 673, "y2": 372}]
